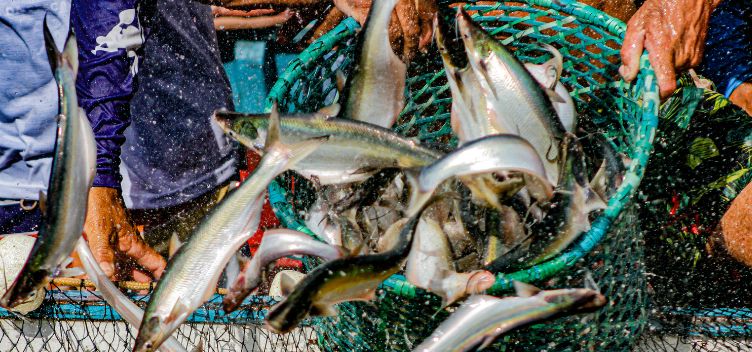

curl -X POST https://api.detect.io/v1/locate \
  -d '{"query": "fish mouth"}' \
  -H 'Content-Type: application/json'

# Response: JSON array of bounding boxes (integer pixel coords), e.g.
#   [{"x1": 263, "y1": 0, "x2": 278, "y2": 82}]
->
[{"x1": 455, "y1": 8, "x2": 491, "y2": 63}]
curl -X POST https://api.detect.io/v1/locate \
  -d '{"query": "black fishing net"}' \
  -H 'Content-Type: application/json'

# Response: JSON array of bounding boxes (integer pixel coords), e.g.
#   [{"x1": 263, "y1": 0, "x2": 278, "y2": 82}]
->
[{"x1": 0, "y1": 285, "x2": 318, "y2": 351}]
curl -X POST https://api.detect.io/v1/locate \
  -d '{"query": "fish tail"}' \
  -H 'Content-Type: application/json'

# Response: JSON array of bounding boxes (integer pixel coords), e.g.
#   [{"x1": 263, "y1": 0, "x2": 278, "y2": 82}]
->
[{"x1": 404, "y1": 168, "x2": 432, "y2": 217}]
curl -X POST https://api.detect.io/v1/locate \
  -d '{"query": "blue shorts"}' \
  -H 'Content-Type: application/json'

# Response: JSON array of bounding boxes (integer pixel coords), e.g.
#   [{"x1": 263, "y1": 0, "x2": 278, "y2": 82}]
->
[{"x1": 697, "y1": 0, "x2": 752, "y2": 98}]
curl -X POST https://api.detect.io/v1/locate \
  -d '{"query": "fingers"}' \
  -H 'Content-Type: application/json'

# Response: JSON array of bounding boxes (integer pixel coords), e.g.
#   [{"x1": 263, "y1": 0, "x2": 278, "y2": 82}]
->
[
  {"x1": 619, "y1": 23, "x2": 645, "y2": 82},
  {"x1": 395, "y1": 0, "x2": 420, "y2": 62},
  {"x1": 644, "y1": 33, "x2": 677, "y2": 99},
  {"x1": 85, "y1": 228, "x2": 117, "y2": 279},
  {"x1": 311, "y1": 8, "x2": 346, "y2": 42},
  {"x1": 117, "y1": 230, "x2": 167, "y2": 279}
]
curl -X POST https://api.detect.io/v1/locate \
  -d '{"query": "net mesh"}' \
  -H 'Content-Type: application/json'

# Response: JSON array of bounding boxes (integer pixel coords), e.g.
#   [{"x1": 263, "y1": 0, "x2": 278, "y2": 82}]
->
[
  {"x1": 634, "y1": 78, "x2": 752, "y2": 351},
  {"x1": 0, "y1": 284, "x2": 319, "y2": 351},
  {"x1": 266, "y1": 0, "x2": 659, "y2": 350}
]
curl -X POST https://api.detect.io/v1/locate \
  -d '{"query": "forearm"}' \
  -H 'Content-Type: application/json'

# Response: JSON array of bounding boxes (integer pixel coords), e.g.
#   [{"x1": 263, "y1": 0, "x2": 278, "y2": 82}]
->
[{"x1": 70, "y1": 0, "x2": 140, "y2": 188}]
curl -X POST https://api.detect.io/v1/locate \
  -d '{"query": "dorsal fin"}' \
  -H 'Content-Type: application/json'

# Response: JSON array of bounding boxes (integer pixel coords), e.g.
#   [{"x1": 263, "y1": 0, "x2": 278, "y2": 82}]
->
[
  {"x1": 279, "y1": 271, "x2": 298, "y2": 297},
  {"x1": 513, "y1": 281, "x2": 542, "y2": 297},
  {"x1": 168, "y1": 233, "x2": 183, "y2": 259},
  {"x1": 265, "y1": 102, "x2": 281, "y2": 148}
]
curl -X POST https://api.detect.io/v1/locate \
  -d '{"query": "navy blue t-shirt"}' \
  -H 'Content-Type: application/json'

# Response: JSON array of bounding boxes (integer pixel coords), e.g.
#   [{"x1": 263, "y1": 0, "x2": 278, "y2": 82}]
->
[{"x1": 121, "y1": 0, "x2": 237, "y2": 209}]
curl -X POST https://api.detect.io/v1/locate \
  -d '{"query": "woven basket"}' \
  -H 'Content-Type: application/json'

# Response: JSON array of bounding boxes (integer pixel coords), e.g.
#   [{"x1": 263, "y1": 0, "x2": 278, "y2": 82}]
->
[{"x1": 265, "y1": 0, "x2": 659, "y2": 349}]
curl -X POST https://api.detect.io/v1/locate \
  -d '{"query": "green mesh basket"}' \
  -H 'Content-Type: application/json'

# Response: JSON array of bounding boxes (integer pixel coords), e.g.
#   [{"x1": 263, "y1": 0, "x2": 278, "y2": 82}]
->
[{"x1": 265, "y1": 0, "x2": 659, "y2": 350}]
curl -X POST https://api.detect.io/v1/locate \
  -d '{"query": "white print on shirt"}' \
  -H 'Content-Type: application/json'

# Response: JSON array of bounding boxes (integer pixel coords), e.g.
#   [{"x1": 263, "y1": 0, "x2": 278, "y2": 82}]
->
[{"x1": 91, "y1": 9, "x2": 143, "y2": 75}]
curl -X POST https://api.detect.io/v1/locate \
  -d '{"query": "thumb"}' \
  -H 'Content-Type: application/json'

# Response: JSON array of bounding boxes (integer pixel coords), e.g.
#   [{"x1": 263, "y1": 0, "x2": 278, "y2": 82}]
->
[
  {"x1": 83, "y1": 227, "x2": 117, "y2": 279},
  {"x1": 619, "y1": 23, "x2": 645, "y2": 82}
]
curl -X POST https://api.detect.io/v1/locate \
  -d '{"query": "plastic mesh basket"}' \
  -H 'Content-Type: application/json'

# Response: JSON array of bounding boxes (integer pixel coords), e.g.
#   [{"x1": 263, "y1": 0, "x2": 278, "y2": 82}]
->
[{"x1": 266, "y1": 0, "x2": 659, "y2": 350}]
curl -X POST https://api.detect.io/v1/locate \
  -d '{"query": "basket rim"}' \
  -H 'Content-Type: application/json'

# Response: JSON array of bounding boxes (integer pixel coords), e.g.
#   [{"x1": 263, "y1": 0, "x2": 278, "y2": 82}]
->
[{"x1": 265, "y1": 0, "x2": 660, "y2": 298}]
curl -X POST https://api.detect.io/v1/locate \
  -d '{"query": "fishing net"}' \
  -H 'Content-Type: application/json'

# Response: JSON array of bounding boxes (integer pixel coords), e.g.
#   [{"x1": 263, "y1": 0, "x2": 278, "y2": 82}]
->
[
  {"x1": 633, "y1": 78, "x2": 752, "y2": 351},
  {"x1": 265, "y1": 0, "x2": 659, "y2": 350},
  {"x1": 0, "y1": 280, "x2": 319, "y2": 351}
]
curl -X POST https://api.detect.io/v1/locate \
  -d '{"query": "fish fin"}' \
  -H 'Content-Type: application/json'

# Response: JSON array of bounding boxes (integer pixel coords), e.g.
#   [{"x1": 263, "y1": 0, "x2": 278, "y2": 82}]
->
[
  {"x1": 38, "y1": 191, "x2": 47, "y2": 215},
  {"x1": 165, "y1": 301, "x2": 191, "y2": 325},
  {"x1": 315, "y1": 103, "x2": 341, "y2": 119},
  {"x1": 513, "y1": 281, "x2": 541, "y2": 297},
  {"x1": 62, "y1": 32, "x2": 78, "y2": 76},
  {"x1": 545, "y1": 87, "x2": 566, "y2": 103},
  {"x1": 582, "y1": 183, "x2": 607, "y2": 213},
  {"x1": 539, "y1": 43, "x2": 563, "y2": 86},
  {"x1": 168, "y1": 233, "x2": 182, "y2": 259},
  {"x1": 589, "y1": 160, "x2": 608, "y2": 200},
  {"x1": 279, "y1": 272, "x2": 298, "y2": 297},
  {"x1": 42, "y1": 16, "x2": 60, "y2": 75},
  {"x1": 335, "y1": 70, "x2": 347, "y2": 93},
  {"x1": 265, "y1": 102, "x2": 282, "y2": 148},
  {"x1": 404, "y1": 168, "x2": 432, "y2": 217},
  {"x1": 281, "y1": 136, "x2": 330, "y2": 171},
  {"x1": 309, "y1": 303, "x2": 338, "y2": 317}
]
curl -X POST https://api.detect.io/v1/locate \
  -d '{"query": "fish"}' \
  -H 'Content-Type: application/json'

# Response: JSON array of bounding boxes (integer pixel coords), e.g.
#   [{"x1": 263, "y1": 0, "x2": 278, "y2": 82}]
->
[
  {"x1": 1, "y1": 28, "x2": 97, "y2": 308},
  {"x1": 406, "y1": 135, "x2": 554, "y2": 216},
  {"x1": 75, "y1": 238, "x2": 187, "y2": 352},
  {"x1": 523, "y1": 44, "x2": 577, "y2": 133},
  {"x1": 520, "y1": 134, "x2": 606, "y2": 268},
  {"x1": 434, "y1": 15, "x2": 501, "y2": 143},
  {"x1": 481, "y1": 205, "x2": 527, "y2": 267},
  {"x1": 457, "y1": 9, "x2": 566, "y2": 186},
  {"x1": 405, "y1": 216, "x2": 494, "y2": 306},
  {"x1": 413, "y1": 282, "x2": 607, "y2": 352},
  {"x1": 263, "y1": 195, "x2": 438, "y2": 334},
  {"x1": 214, "y1": 104, "x2": 442, "y2": 185},
  {"x1": 342, "y1": 0, "x2": 406, "y2": 129},
  {"x1": 222, "y1": 229, "x2": 348, "y2": 313},
  {"x1": 588, "y1": 134, "x2": 625, "y2": 202},
  {"x1": 304, "y1": 196, "x2": 344, "y2": 246},
  {"x1": 133, "y1": 110, "x2": 326, "y2": 352}
]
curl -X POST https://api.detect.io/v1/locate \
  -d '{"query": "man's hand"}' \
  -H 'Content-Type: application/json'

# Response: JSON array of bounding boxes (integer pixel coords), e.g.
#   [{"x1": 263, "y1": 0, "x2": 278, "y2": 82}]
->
[
  {"x1": 333, "y1": 0, "x2": 436, "y2": 63},
  {"x1": 83, "y1": 187, "x2": 166, "y2": 282},
  {"x1": 620, "y1": 0, "x2": 721, "y2": 99}
]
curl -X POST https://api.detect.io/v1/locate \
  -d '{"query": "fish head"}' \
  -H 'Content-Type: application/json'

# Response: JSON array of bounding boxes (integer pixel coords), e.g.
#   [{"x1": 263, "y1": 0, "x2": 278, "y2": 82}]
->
[
  {"x1": 133, "y1": 315, "x2": 172, "y2": 352},
  {"x1": 455, "y1": 8, "x2": 515, "y2": 72},
  {"x1": 541, "y1": 288, "x2": 607, "y2": 314},
  {"x1": 213, "y1": 112, "x2": 266, "y2": 151},
  {"x1": 265, "y1": 298, "x2": 310, "y2": 334},
  {"x1": 0, "y1": 269, "x2": 48, "y2": 309}
]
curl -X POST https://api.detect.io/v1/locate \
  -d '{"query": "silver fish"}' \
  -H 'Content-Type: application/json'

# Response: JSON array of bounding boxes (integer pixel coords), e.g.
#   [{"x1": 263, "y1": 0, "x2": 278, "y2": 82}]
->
[
  {"x1": 406, "y1": 217, "x2": 494, "y2": 306},
  {"x1": 414, "y1": 282, "x2": 607, "y2": 352},
  {"x1": 406, "y1": 135, "x2": 553, "y2": 216},
  {"x1": 343, "y1": 0, "x2": 406, "y2": 129},
  {"x1": 222, "y1": 229, "x2": 348, "y2": 313},
  {"x1": 214, "y1": 104, "x2": 442, "y2": 185},
  {"x1": 75, "y1": 238, "x2": 186, "y2": 352},
  {"x1": 133, "y1": 110, "x2": 326, "y2": 352},
  {"x1": 264, "y1": 197, "x2": 436, "y2": 334},
  {"x1": 524, "y1": 44, "x2": 577, "y2": 133},
  {"x1": 457, "y1": 9, "x2": 566, "y2": 185},
  {"x1": 435, "y1": 15, "x2": 501, "y2": 144},
  {"x1": 1, "y1": 29, "x2": 97, "y2": 308},
  {"x1": 527, "y1": 134, "x2": 606, "y2": 266},
  {"x1": 305, "y1": 195, "x2": 344, "y2": 246}
]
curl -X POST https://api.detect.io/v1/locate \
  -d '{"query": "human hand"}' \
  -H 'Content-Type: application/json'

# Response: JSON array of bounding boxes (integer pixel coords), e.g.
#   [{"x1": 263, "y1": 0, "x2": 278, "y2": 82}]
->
[
  {"x1": 212, "y1": 6, "x2": 296, "y2": 30},
  {"x1": 619, "y1": 0, "x2": 721, "y2": 99},
  {"x1": 83, "y1": 187, "x2": 166, "y2": 282},
  {"x1": 333, "y1": 0, "x2": 437, "y2": 62}
]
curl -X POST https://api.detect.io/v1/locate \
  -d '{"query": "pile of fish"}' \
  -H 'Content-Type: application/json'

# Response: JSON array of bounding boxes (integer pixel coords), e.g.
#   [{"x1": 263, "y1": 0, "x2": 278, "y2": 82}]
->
[{"x1": 0, "y1": 6, "x2": 624, "y2": 352}]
